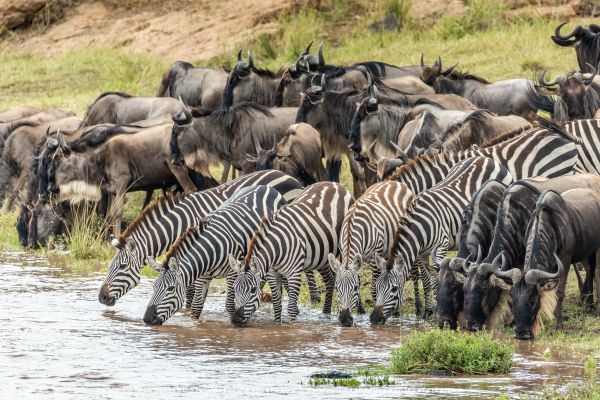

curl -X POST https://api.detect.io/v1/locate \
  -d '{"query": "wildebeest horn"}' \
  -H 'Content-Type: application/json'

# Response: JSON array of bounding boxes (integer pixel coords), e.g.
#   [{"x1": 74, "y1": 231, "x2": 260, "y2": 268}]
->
[
  {"x1": 317, "y1": 41, "x2": 324, "y2": 66},
  {"x1": 435, "y1": 56, "x2": 442, "y2": 72},
  {"x1": 247, "y1": 49, "x2": 254, "y2": 68},
  {"x1": 553, "y1": 22, "x2": 579, "y2": 41},
  {"x1": 367, "y1": 141, "x2": 378, "y2": 161},
  {"x1": 390, "y1": 141, "x2": 408, "y2": 160},
  {"x1": 420, "y1": 52, "x2": 424, "y2": 67},
  {"x1": 237, "y1": 48, "x2": 243, "y2": 62},
  {"x1": 56, "y1": 129, "x2": 67, "y2": 150},
  {"x1": 303, "y1": 41, "x2": 313, "y2": 56},
  {"x1": 476, "y1": 245, "x2": 484, "y2": 263},
  {"x1": 371, "y1": 85, "x2": 380, "y2": 98},
  {"x1": 448, "y1": 257, "x2": 466, "y2": 272},
  {"x1": 146, "y1": 256, "x2": 163, "y2": 272},
  {"x1": 389, "y1": 141, "x2": 404, "y2": 154},
  {"x1": 245, "y1": 153, "x2": 258, "y2": 162},
  {"x1": 524, "y1": 253, "x2": 564, "y2": 285},
  {"x1": 253, "y1": 134, "x2": 263, "y2": 154},
  {"x1": 582, "y1": 63, "x2": 597, "y2": 85},
  {"x1": 538, "y1": 70, "x2": 560, "y2": 88},
  {"x1": 493, "y1": 267, "x2": 522, "y2": 284},
  {"x1": 45, "y1": 126, "x2": 51, "y2": 137},
  {"x1": 320, "y1": 73, "x2": 326, "y2": 88}
]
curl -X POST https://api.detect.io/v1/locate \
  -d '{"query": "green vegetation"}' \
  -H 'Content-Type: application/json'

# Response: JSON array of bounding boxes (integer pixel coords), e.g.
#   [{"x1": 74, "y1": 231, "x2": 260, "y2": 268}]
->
[
  {"x1": 536, "y1": 356, "x2": 600, "y2": 400},
  {"x1": 0, "y1": 210, "x2": 21, "y2": 252},
  {"x1": 308, "y1": 376, "x2": 361, "y2": 388},
  {"x1": 390, "y1": 329, "x2": 513, "y2": 374},
  {"x1": 65, "y1": 202, "x2": 112, "y2": 260}
]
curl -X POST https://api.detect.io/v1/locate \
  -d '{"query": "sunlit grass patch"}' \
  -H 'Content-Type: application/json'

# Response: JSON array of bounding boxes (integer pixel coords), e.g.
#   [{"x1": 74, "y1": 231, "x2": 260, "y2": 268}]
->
[
  {"x1": 65, "y1": 202, "x2": 112, "y2": 261},
  {"x1": 390, "y1": 329, "x2": 513, "y2": 374},
  {"x1": 0, "y1": 210, "x2": 21, "y2": 252}
]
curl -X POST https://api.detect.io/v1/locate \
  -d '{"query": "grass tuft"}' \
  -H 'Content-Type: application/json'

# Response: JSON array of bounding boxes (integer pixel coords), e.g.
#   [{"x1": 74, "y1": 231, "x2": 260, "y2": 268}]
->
[
  {"x1": 65, "y1": 202, "x2": 112, "y2": 260},
  {"x1": 390, "y1": 329, "x2": 513, "y2": 374}
]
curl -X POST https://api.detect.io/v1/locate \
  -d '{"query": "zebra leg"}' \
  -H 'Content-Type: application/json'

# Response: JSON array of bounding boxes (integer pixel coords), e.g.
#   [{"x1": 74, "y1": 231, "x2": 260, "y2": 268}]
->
[
  {"x1": 418, "y1": 258, "x2": 434, "y2": 320},
  {"x1": 185, "y1": 284, "x2": 195, "y2": 309},
  {"x1": 409, "y1": 261, "x2": 422, "y2": 317},
  {"x1": 318, "y1": 266, "x2": 335, "y2": 316},
  {"x1": 305, "y1": 270, "x2": 321, "y2": 304},
  {"x1": 267, "y1": 272, "x2": 283, "y2": 322},
  {"x1": 368, "y1": 259, "x2": 380, "y2": 305},
  {"x1": 225, "y1": 273, "x2": 236, "y2": 316},
  {"x1": 191, "y1": 277, "x2": 212, "y2": 319},
  {"x1": 286, "y1": 273, "x2": 303, "y2": 322},
  {"x1": 356, "y1": 274, "x2": 366, "y2": 315}
]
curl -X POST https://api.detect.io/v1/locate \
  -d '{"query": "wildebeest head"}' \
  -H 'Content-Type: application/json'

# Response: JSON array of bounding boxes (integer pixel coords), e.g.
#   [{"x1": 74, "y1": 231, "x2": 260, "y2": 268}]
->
[
  {"x1": 348, "y1": 95, "x2": 379, "y2": 157},
  {"x1": 420, "y1": 55, "x2": 443, "y2": 86},
  {"x1": 295, "y1": 75, "x2": 327, "y2": 124},
  {"x1": 437, "y1": 257, "x2": 470, "y2": 330},
  {"x1": 538, "y1": 68, "x2": 599, "y2": 122},
  {"x1": 246, "y1": 133, "x2": 277, "y2": 170},
  {"x1": 23, "y1": 200, "x2": 71, "y2": 249},
  {"x1": 552, "y1": 23, "x2": 600, "y2": 73}
]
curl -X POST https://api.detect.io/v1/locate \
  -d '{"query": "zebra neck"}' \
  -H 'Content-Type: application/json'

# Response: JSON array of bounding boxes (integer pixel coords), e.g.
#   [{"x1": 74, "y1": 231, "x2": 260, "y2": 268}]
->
[
  {"x1": 179, "y1": 232, "x2": 233, "y2": 285},
  {"x1": 398, "y1": 151, "x2": 473, "y2": 193}
]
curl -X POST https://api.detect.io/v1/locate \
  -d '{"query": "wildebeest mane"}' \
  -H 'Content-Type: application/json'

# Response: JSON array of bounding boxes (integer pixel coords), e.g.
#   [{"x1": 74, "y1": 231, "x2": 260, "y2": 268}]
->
[{"x1": 442, "y1": 69, "x2": 490, "y2": 84}]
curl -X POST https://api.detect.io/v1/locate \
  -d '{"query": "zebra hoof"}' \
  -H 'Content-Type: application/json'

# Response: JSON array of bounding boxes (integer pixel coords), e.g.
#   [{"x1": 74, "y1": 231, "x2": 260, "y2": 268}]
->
[{"x1": 190, "y1": 312, "x2": 201, "y2": 320}]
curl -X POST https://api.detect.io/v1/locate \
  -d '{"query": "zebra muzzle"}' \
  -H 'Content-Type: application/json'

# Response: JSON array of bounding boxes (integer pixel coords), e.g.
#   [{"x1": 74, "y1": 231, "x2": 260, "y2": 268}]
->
[
  {"x1": 231, "y1": 307, "x2": 249, "y2": 326},
  {"x1": 369, "y1": 306, "x2": 387, "y2": 325},
  {"x1": 143, "y1": 305, "x2": 163, "y2": 325},
  {"x1": 338, "y1": 308, "x2": 354, "y2": 327},
  {"x1": 98, "y1": 284, "x2": 116, "y2": 306}
]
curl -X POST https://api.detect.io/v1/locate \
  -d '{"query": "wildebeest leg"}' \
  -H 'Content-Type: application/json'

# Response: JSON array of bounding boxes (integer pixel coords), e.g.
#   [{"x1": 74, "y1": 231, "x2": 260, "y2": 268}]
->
[
  {"x1": 305, "y1": 270, "x2": 321, "y2": 304},
  {"x1": 578, "y1": 259, "x2": 594, "y2": 310},
  {"x1": 554, "y1": 266, "x2": 569, "y2": 330},
  {"x1": 329, "y1": 158, "x2": 342, "y2": 182},
  {"x1": 594, "y1": 251, "x2": 600, "y2": 315},
  {"x1": 221, "y1": 161, "x2": 230, "y2": 183},
  {"x1": 142, "y1": 190, "x2": 153, "y2": 209},
  {"x1": 191, "y1": 276, "x2": 212, "y2": 319},
  {"x1": 349, "y1": 158, "x2": 366, "y2": 198},
  {"x1": 318, "y1": 266, "x2": 335, "y2": 316},
  {"x1": 167, "y1": 161, "x2": 198, "y2": 193}
]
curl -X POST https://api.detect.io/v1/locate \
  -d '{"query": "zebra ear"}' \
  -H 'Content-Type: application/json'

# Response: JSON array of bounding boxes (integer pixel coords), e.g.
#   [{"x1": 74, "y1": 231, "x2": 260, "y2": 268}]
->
[
  {"x1": 110, "y1": 234, "x2": 122, "y2": 249},
  {"x1": 328, "y1": 253, "x2": 340, "y2": 273},
  {"x1": 125, "y1": 237, "x2": 136, "y2": 252},
  {"x1": 228, "y1": 255, "x2": 241, "y2": 273},
  {"x1": 249, "y1": 256, "x2": 260, "y2": 274},
  {"x1": 167, "y1": 257, "x2": 180, "y2": 273},
  {"x1": 146, "y1": 256, "x2": 163, "y2": 272},
  {"x1": 374, "y1": 255, "x2": 387, "y2": 273},
  {"x1": 351, "y1": 254, "x2": 362, "y2": 270}
]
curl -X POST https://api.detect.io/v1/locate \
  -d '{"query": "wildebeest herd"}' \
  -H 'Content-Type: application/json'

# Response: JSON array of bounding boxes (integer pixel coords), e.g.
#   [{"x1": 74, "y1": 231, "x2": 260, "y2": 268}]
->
[{"x1": 2, "y1": 23, "x2": 600, "y2": 340}]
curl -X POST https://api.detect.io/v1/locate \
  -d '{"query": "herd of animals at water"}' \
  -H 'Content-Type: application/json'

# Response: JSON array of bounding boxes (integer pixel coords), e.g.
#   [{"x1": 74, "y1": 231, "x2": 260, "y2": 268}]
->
[{"x1": 1, "y1": 23, "x2": 600, "y2": 340}]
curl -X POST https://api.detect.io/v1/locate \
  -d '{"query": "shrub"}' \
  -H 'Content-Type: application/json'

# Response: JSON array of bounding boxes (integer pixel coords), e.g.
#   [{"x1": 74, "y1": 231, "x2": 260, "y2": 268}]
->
[
  {"x1": 437, "y1": 0, "x2": 508, "y2": 40},
  {"x1": 390, "y1": 329, "x2": 513, "y2": 374}
]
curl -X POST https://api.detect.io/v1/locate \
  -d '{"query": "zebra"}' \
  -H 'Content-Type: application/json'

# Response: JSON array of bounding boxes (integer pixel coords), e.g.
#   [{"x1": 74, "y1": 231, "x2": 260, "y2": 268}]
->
[
  {"x1": 565, "y1": 118, "x2": 600, "y2": 174},
  {"x1": 98, "y1": 170, "x2": 304, "y2": 310},
  {"x1": 143, "y1": 185, "x2": 284, "y2": 325},
  {"x1": 228, "y1": 182, "x2": 353, "y2": 324},
  {"x1": 436, "y1": 179, "x2": 508, "y2": 330},
  {"x1": 370, "y1": 156, "x2": 513, "y2": 324},
  {"x1": 384, "y1": 123, "x2": 579, "y2": 189},
  {"x1": 328, "y1": 181, "x2": 429, "y2": 327}
]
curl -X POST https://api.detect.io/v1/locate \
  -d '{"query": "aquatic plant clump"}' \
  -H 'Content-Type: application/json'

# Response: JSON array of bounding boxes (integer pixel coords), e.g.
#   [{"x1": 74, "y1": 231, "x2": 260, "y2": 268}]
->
[{"x1": 390, "y1": 329, "x2": 513, "y2": 375}]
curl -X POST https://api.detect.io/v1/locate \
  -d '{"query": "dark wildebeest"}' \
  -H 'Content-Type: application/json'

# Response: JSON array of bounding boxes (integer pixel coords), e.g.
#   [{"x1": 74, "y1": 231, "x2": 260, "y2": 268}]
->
[
  {"x1": 459, "y1": 175, "x2": 600, "y2": 334},
  {"x1": 44, "y1": 122, "x2": 215, "y2": 235},
  {"x1": 171, "y1": 103, "x2": 297, "y2": 177},
  {"x1": 552, "y1": 23, "x2": 600, "y2": 74},
  {"x1": 532, "y1": 69, "x2": 600, "y2": 123},
  {"x1": 249, "y1": 122, "x2": 327, "y2": 185},
  {"x1": 0, "y1": 106, "x2": 42, "y2": 122},
  {"x1": 497, "y1": 188, "x2": 600, "y2": 340},
  {"x1": 436, "y1": 179, "x2": 508, "y2": 330},
  {"x1": 428, "y1": 66, "x2": 537, "y2": 118},
  {"x1": 157, "y1": 61, "x2": 229, "y2": 109},
  {"x1": 79, "y1": 92, "x2": 191, "y2": 127},
  {"x1": 0, "y1": 117, "x2": 82, "y2": 206}
]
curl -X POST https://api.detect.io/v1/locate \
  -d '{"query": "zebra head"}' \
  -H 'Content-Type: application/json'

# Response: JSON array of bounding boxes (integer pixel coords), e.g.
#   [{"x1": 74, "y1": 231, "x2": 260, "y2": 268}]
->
[
  {"x1": 370, "y1": 256, "x2": 405, "y2": 325},
  {"x1": 329, "y1": 253, "x2": 361, "y2": 327},
  {"x1": 229, "y1": 255, "x2": 262, "y2": 326},
  {"x1": 143, "y1": 257, "x2": 186, "y2": 325},
  {"x1": 99, "y1": 236, "x2": 143, "y2": 306}
]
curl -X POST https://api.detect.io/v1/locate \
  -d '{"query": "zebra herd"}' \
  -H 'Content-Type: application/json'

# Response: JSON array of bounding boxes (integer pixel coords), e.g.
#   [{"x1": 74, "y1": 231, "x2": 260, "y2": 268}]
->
[{"x1": 96, "y1": 118, "x2": 600, "y2": 340}]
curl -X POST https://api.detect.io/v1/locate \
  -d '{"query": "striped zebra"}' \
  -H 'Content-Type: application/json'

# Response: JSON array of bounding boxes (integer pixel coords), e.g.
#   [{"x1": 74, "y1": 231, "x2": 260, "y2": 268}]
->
[
  {"x1": 98, "y1": 170, "x2": 303, "y2": 310},
  {"x1": 370, "y1": 156, "x2": 513, "y2": 324},
  {"x1": 384, "y1": 123, "x2": 578, "y2": 190},
  {"x1": 565, "y1": 118, "x2": 600, "y2": 173},
  {"x1": 228, "y1": 182, "x2": 352, "y2": 324},
  {"x1": 328, "y1": 181, "x2": 427, "y2": 326},
  {"x1": 143, "y1": 185, "x2": 284, "y2": 325}
]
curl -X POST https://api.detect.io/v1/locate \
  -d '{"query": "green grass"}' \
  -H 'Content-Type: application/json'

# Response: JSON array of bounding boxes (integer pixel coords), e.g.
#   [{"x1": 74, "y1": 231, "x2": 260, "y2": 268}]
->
[
  {"x1": 308, "y1": 376, "x2": 362, "y2": 388},
  {"x1": 390, "y1": 329, "x2": 513, "y2": 374},
  {"x1": 0, "y1": 210, "x2": 21, "y2": 252}
]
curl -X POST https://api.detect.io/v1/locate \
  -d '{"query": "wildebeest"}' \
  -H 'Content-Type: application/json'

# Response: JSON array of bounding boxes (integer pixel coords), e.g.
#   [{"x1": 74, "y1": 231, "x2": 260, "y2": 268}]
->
[
  {"x1": 42, "y1": 122, "x2": 215, "y2": 235},
  {"x1": 249, "y1": 122, "x2": 327, "y2": 185},
  {"x1": 157, "y1": 61, "x2": 229, "y2": 109},
  {"x1": 496, "y1": 188, "x2": 600, "y2": 339},
  {"x1": 0, "y1": 106, "x2": 42, "y2": 122},
  {"x1": 532, "y1": 69, "x2": 600, "y2": 123},
  {"x1": 552, "y1": 23, "x2": 600, "y2": 73},
  {"x1": 427, "y1": 66, "x2": 537, "y2": 118},
  {"x1": 171, "y1": 103, "x2": 297, "y2": 176},
  {"x1": 80, "y1": 92, "x2": 192, "y2": 127},
  {"x1": 436, "y1": 179, "x2": 508, "y2": 330},
  {"x1": 0, "y1": 117, "x2": 82, "y2": 206},
  {"x1": 461, "y1": 175, "x2": 600, "y2": 334}
]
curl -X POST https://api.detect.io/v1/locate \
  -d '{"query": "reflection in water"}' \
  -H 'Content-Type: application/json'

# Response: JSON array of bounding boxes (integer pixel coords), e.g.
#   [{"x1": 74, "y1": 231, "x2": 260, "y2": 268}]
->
[{"x1": 0, "y1": 254, "x2": 586, "y2": 399}]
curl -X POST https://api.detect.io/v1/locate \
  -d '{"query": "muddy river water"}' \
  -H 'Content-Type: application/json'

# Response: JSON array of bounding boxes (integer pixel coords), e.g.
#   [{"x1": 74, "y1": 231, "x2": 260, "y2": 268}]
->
[{"x1": 0, "y1": 252, "x2": 591, "y2": 399}]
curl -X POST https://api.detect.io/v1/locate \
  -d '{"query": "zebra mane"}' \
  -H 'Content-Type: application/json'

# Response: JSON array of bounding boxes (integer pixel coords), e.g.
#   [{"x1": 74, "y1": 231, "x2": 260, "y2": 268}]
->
[
  {"x1": 243, "y1": 216, "x2": 271, "y2": 269},
  {"x1": 120, "y1": 193, "x2": 185, "y2": 239},
  {"x1": 164, "y1": 224, "x2": 205, "y2": 263},
  {"x1": 387, "y1": 150, "x2": 451, "y2": 181},
  {"x1": 479, "y1": 126, "x2": 528, "y2": 148},
  {"x1": 385, "y1": 198, "x2": 419, "y2": 270},
  {"x1": 341, "y1": 209, "x2": 355, "y2": 269}
]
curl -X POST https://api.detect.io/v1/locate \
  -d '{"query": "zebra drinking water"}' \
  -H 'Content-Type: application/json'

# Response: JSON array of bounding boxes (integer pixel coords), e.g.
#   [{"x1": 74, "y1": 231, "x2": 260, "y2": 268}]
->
[
  {"x1": 370, "y1": 156, "x2": 513, "y2": 324},
  {"x1": 99, "y1": 170, "x2": 303, "y2": 308},
  {"x1": 229, "y1": 182, "x2": 352, "y2": 324},
  {"x1": 143, "y1": 185, "x2": 284, "y2": 325}
]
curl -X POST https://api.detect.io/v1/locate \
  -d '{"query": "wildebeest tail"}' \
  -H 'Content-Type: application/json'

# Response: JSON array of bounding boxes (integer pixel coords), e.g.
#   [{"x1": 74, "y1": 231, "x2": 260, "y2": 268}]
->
[
  {"x1": 188, "y1": 170, "x2": 218, "y2": 191},
  {"x1": 526, "y1": 82, "x2": 555, "y2": 115},
  {"x1": 170, "y1": 123, "x2": 184, "y2": 165}
]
